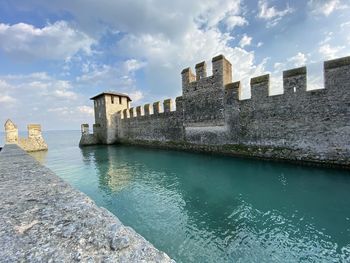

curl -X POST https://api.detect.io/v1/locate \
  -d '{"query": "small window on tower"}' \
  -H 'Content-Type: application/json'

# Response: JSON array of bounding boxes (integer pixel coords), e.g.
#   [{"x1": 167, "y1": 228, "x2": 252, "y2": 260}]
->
[
  {"x1": 119, "y1": 96, "x2": 122, "y2": 104},
  {"x1": 111, "y1": 96, "x2": 114, "y2": 104}
]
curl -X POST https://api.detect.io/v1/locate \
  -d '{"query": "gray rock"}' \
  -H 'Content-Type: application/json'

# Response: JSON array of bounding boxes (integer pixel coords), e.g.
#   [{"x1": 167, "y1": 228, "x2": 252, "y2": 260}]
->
[
  {"x1": 110, "y1": 236, "x2": 129, "y2": 251},
  {"x1": 0, "y1": 144, "x2": 174, "y2": 262}
]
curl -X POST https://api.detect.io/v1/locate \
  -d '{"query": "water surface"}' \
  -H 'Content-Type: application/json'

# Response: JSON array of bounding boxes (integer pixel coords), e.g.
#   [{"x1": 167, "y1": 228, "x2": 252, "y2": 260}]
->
[{"x1": 28, "y1": 131, "x2": 350, "y2": 262}]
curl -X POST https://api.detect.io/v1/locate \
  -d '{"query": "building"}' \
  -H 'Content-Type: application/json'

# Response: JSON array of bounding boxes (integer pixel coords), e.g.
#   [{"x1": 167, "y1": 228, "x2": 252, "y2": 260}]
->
[{"x1": 80, "y1": 54, "x2": 350, "y2": 168}]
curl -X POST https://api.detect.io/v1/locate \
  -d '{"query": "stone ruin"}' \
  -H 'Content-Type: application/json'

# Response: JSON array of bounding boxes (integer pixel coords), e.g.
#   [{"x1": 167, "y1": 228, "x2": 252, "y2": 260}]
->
[{"x1": 4, "y1": 119, "x2": 48, "y2": 152}]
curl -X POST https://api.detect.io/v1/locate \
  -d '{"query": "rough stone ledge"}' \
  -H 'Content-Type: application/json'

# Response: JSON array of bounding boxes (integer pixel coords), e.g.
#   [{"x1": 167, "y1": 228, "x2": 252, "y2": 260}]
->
[
  {"x1": 283, "y1": 66, "x2": 307, "y2": 78},
  {"x1": 0, "y1": 144, "x2": 174, "y2": 262},
  {"x1": 211, "y1": 54, "x2": 225, "y2": 62},
  {"x1": 324, "y1": 56, "x2": 350, "y2": 70},
  {"x1": 225, "y1": 81, "x2": 240, "y2": 90},
  {"x1": 195, "y1": 61, "x2": 206, "y2": 68},
  {"x1": 250, "y1": 74, "x2": 269, "y2": 85},
  {"x1": 180, "y1": 67, "x2": 191, "y2": 74}
]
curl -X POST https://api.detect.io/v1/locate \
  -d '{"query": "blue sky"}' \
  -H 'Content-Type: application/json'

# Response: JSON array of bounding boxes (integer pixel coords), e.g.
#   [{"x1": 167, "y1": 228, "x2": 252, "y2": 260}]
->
[{"x1": 0, "y1": 0, "x2": 349, "y2": 130}]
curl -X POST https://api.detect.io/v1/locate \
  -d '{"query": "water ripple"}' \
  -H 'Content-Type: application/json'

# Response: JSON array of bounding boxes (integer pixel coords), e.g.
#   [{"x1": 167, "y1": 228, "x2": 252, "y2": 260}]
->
[{"x1": 35, "y1": 131, "x2": 350, "y2": 263}]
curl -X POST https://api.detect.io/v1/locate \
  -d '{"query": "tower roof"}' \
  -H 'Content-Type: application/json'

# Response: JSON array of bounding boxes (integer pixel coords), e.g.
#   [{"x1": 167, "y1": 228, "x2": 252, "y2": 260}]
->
[{"x1": 90, "y1": 91, "x2": 132, "y2": 101}]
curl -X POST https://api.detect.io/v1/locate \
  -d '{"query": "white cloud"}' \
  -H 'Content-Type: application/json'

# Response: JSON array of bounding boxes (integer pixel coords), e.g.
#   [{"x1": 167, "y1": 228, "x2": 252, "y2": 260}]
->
[
  {"x1": 129, "y1": 90, "x2": 144, "y2": 103},
  {"x1": 48, "y1": 105, "x2": 95, "y2": 120},
  {"x1": 28, "y1": 0, "x2": 243, "y2": 38},
  {"x1": 257, "y1": 0, "x2": 294, "y2": 27},
  {"x1": 54, "y1": 89, "x2": 78, "y2": 100},
  {"x1": 77, "y1": 105, "x2": 94, "y2": 116},
  {"x1": 341, "y1": 21, "x2": 350, "y2": 28},
  {"x1": 308, "y1": 0, "x2": 349, "y2": 16},
  {"x1": 0, "y1": 79, "x2": 12, "y2": 91},
  {"x1": 1, "y1": 72, "x2": 77, "y2": 101},
  {"x1": 116, "y1": 24, "x2": 266, "y2": 99},
  {"x1": 74, "y1": 59, "x2": 148, "y2": 106},
  {"x1": 0, "y1": 95, "x2": 16, "y2": 103},
  {"x1": 0, "y1": 80, "x2": 17, "y2": 105},
  {"x1": 273, "y1": 52, "x2": 308, "y2": 73},
  {"x1": 49, "y1": 80, "x2": 78, "y2": 100},
  {"x1": 11, "y1": 0, "x2": 260, "y2": 99},
  {"x1": 319, "y1": 32, "x2": 333, "y2": 45},
  {"x1": 124, "y1": 59, "x2": 146, "y2": 72},
  {"x1": 0, "y1": 72, "x2": 90, "y2": 129},
  {"x1": 48, "y1": 106, "x2": 74, "y2": 115},
  {"x1": 224, "y1": 15, "x2": 248, "y2": 30},
  {"x1": 76, "y1": 63, "x2": 138, "y2": 92},
  {"x1": 24, "y1": 77, "x2": 79, "y2": 101},
  {"x1": 0, "y1": 21, "x2": 96, "y2": 60},
  {"x1": 0, "y1": 0, "x2": 266, "y2": 126},
  {"x1": 273, "y1": 62, "x2": 284, "y2": 72},
  {"x1": 318, "y1": 44, "x2": 345, "y2": 59},
  {"x1": 27, "y1": 72, "x2": 51, "y2": 81},
  {"x1": 188, "y1": 0, "x2": 242, "y2": 28},
  {"x1": 28, "y1": 81, "x2": 49, "y2": 90},
  {"x1": 239, "y1": 34, "x2": 252, "y2": 48},
  {"x1": 288, "y1": 52, "x2": 308, "y2": 67}
]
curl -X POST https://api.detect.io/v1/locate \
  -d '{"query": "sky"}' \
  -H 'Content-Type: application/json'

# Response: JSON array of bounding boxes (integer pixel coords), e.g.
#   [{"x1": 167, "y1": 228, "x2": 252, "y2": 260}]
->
[{"x1": 0, "y1": 0, "x2": 349, "y2": 130}]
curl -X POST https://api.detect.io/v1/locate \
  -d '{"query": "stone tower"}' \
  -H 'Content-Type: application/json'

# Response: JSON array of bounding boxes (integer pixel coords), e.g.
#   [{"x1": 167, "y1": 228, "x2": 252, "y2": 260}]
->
[{"x1": 90, "y1": 91, "x2": 131, "y2": 144}]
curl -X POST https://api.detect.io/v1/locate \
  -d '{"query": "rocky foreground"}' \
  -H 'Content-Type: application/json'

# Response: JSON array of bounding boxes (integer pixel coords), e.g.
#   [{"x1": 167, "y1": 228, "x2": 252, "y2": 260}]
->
[{"x1": 0, "y1": 144, "x2": 174, "y2": 262}]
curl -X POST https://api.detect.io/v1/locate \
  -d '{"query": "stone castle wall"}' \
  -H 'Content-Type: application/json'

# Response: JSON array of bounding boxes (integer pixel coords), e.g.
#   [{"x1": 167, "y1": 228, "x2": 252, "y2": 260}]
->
[
  {"x1": 117, "y1": 107, "x2": 184, "y2": 143},
  {"x1": 81, "y1": 55, "x2": 350, "y2": 167},
  {"x1": 222, "y1": 59, "x2": 350, "y2": 165}
]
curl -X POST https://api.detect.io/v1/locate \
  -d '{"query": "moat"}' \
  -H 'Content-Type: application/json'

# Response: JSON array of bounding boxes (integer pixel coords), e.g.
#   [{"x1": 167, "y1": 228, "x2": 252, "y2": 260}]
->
[{"x1": 26, "y1": 131, "x2": 350, "y2": 262}]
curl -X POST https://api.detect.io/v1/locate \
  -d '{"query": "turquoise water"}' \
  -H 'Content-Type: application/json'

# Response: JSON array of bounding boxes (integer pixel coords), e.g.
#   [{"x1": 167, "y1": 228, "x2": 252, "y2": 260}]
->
[{"x1": 28, "y1": 131, "x2": 350, "y2": 262}]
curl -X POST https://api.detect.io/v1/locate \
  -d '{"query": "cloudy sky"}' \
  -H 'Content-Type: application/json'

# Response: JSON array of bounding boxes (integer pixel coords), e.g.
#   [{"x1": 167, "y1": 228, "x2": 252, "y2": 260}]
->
[{"x1": 1, "y1": 0, "x2": 349, "y2": 130}]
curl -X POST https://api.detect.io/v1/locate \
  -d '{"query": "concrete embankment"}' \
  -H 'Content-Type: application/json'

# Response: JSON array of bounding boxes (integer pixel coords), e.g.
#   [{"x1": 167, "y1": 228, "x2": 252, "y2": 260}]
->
[{"x1": 0, "y1": 144, "x2": 173, "y2": 262}]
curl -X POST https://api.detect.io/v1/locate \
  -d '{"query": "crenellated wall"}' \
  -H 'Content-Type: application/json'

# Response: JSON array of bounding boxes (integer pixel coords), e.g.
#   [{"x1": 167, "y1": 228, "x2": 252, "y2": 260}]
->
[
  {"x1": 117, "y1": 98, "x2": 184, "y2": 143},
  {"x1": 81, "y1": 55, "x2": 350, "y2": 168},
  {"x1": 182, "y1": 55, "x2": 232, "y2": 128},
  {"x1": 224, "y1": 59, "x2": 350, "y2": 165}
]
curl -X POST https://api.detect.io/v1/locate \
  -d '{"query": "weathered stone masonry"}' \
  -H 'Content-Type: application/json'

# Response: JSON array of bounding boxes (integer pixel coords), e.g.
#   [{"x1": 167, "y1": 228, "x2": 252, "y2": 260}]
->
[
  {"x1": 80, "y1": 55, "x2": 350, "y2": 168},
  {"x1": 4, "y1": 119, "x2": 48, "y2": 152},
  {"x1": 0, "y1": 144, "x2": 173, "y2": 262}
]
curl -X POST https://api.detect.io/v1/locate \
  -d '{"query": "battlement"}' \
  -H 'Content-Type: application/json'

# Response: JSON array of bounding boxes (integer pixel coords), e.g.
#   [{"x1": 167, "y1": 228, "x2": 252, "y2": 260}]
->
[
  {"x1": 224, "y1": 56, "x2": 350, "y2": 102},
  {"x1": 181, "y1": 55, "x2": 232, "y2": 91},
  {"x1": 179, "y1": 55, "x2": 350, "y2": 103},
  {"x1": 87, "y1": 54, "x2": 350, "y2": 125},
  {"x1": 80, "y1": 54, "x2": 350, "y2": 168},
  {"x1": 120, "y1": 98, "x2": 181, "y2": 120},
  {"x1": 114, "y1": 55, "x2": 350, "y2": 128},
  {"x1": 195, "y1": 61, "x2": 207, "y2": 80}
]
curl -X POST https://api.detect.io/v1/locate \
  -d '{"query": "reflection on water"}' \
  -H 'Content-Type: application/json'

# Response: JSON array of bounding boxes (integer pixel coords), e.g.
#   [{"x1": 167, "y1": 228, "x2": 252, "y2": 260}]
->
[
  {"x1": 80, "y1": 147, "x2": 133, "y2": 192},
  {"x1": 29, "y1": 150, "x2": 48, "y2": 165},
  {"x1": 36, "y1": 131, "x2": 350, "y2": 263}
]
